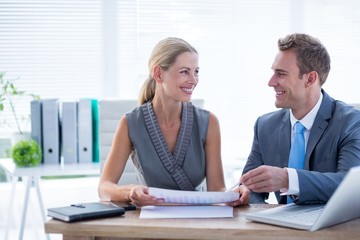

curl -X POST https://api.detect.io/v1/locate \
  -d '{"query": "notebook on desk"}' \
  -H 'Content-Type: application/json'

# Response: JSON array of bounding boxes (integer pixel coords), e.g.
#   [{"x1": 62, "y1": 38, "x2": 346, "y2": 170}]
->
[
  {"x1": 246, "y1": 166, "x2": 360, "y2": 231},
  {"x1": 47, "y1": 202, "x2": 127, "y2": 222}
]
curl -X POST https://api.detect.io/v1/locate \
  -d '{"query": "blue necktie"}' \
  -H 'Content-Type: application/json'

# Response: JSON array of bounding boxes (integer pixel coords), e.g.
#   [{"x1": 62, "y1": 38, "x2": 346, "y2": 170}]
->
[{"x1": 287, "y1": 121, "x2": 306, "y2": 203}]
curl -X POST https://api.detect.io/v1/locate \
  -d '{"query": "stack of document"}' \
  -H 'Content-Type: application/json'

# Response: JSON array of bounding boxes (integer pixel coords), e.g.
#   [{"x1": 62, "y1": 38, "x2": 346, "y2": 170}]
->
[
  {"x1": 149, "y1": 187, "x2": 239, "y2": 204},
  {"x1": 140, "y1": 188, "x2": 239, "y2": 219}
]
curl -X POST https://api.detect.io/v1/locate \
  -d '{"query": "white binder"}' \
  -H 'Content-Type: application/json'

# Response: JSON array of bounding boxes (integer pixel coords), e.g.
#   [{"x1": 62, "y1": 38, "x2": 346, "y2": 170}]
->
[
  {"x1": 42, "y1": 99, "x2": 60, "y2": 164},
  {"x1": 78, "y1": 99, "x2": 93, "y2": 163},
  {"x1": 62, "y1": 101, "x2": 78, "y2": 164},
  {"x1": 30, "y1": 100, "x2": 43, "y2": 162}
]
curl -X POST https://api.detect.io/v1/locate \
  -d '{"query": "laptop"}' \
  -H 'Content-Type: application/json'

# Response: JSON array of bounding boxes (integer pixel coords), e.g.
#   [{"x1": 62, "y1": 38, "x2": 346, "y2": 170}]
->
[{"x1": 245, "y1": 166, "x2": 360, "y2": 231}]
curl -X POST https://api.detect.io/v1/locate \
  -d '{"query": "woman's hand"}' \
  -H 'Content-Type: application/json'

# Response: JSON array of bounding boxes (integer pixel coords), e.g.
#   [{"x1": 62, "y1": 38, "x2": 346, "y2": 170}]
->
[
  {"x1": 229, "y1": 185, "x2": 250, "y2": 207},
  {"x1": 129, "y1": 185, "x2": 164, "y2": 207}
]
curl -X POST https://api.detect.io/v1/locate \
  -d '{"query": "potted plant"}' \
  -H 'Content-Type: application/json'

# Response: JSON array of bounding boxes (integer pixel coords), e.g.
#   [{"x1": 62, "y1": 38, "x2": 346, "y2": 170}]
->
[
  {"x1": 0, "y1": 71, "x2": 42, "y2": 166},
  {"x1": 11, "y1": 139, "x2": 42, "y2": 167},
  {"x1": 0, "y1": 71, "x2": 40, "y2": 137}
]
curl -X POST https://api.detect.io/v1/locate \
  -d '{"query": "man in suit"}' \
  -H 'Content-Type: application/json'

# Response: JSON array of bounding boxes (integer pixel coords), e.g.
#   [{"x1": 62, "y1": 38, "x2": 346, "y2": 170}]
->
[{"x1": 241, "y1": 33, "x2": 360, "y2": 204}]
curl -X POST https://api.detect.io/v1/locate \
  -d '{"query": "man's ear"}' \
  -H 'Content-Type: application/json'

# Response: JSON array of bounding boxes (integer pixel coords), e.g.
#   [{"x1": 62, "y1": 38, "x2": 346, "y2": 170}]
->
[
  {"x1": 305, "y1": 71, "x2": 318, "y2": 87},
  {"x1": 154, "y1": 65, "x2": 163, "y2": 83}
]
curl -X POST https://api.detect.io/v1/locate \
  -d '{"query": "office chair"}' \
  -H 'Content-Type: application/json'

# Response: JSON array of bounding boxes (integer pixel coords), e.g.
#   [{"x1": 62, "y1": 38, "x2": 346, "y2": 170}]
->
[{"x1": 99, "y1": 99, "x2": 139, "y2": 185}]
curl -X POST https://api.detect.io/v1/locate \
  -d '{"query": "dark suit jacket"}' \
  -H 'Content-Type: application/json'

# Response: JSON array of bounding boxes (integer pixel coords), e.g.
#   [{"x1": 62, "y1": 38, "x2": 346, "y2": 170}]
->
[{"x1": 242, "y1": 90, "x2": 360, "y2": 204}]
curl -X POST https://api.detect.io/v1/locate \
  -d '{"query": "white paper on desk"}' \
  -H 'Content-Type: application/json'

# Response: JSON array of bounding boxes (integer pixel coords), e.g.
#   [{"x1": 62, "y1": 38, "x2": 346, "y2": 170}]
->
[
  {"x1": 149, "y1": 187, "x2": 239, "y2": 204},
  {"x1": 140, "y1": 205, "x2": 233, "y2": 219}
]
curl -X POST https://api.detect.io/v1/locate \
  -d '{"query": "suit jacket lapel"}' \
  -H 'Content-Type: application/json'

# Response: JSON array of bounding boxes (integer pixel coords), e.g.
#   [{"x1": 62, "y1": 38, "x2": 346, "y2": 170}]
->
[
  {"x1": 305, "y1": 90, "x2": 333, "y2": 169},
  {"x1": 280, "y1": 111, "x2": 291, "y2": 168}
]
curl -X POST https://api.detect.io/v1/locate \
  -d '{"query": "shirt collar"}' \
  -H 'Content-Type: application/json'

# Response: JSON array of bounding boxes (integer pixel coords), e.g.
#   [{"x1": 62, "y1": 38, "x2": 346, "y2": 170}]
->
[{"x1": 289, "y1": 92, "x2": 323, "y2": 131}]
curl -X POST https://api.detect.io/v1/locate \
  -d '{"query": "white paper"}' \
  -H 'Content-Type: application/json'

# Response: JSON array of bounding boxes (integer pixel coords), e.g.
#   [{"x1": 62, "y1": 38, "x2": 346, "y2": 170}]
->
[
  {"x1": 149, "y1": 187, "x2": 239, "y2": 204},
  {"x1": 140, "y1": 205, "x2": 234, "y2": 219}
]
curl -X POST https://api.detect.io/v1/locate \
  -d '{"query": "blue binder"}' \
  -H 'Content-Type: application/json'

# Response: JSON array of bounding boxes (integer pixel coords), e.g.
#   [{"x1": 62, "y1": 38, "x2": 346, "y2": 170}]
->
[
  {"x1": 77, "y1": 99, "x2": 93, "y2": 163},
  {"x1": 42, "y1": 99, "x2": 60, "y2": 164},
  {"x1": 62, "y1": 101, "x2": 78, "y2": 164},
  {"x1": 30, "y1": 100, "x2": 43, "y2": 162}
]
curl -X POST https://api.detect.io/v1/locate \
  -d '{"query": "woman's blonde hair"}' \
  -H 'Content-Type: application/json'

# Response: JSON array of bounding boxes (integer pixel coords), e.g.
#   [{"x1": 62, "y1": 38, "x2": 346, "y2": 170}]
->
[{"x1": 138, "y1": 37, "x2": 198, "y2": 104}]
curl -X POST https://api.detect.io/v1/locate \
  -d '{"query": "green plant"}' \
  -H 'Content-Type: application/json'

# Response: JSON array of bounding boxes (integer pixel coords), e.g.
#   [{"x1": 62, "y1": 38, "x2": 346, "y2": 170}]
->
[
  {"x1": 0, "y1": 71, "x2": 40, "y2": 134},
  {"x1": 11, "y1": 139, "x2": 42, "y2": 167}
]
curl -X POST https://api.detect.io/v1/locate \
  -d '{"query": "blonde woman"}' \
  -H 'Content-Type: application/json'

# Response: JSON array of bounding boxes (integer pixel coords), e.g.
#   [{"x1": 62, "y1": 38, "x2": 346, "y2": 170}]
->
[{"x1": 98, "y1": 37, "x2": 249, "y2": 207}]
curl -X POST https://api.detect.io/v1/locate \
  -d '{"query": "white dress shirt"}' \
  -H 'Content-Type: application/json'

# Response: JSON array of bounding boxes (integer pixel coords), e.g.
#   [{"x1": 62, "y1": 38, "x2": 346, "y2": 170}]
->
[{"x1": 280, "y1": 93, "x2": 323, "y2": 197}]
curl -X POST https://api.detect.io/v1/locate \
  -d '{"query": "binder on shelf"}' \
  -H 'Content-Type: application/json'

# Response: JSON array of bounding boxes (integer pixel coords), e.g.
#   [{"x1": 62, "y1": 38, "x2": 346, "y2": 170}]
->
[
  {"x1": 30, "y1": 100, "x2": 43, "y2": 162},
  {"x1": 42, "y1": 99, "x2": 60, "y2": 164},
  {"x1": 91, "y1": 99, "x2": 100, "y2": 163},
  {"x1": 61, "y1": 101, "x2": 78, "y2": 164},
  {"x1": 78, "y1": 99, "x2": 93, "y2": 163}
]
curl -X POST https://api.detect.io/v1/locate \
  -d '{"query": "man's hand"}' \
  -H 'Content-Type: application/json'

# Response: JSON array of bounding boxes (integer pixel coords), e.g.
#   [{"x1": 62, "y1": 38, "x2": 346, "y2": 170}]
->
[{"x1": 240, "y1": 166, "x2": 289, "y2": 193}]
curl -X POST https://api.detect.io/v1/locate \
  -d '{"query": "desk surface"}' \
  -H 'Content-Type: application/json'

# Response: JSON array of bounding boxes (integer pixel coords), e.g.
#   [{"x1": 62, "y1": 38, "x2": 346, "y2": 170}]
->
[
  {"x1": 45, "y1": 204, "x2": 360, "y2": 240},
  {"x1": 0, "y1": 158, "x2": 100, "y2": 177}
]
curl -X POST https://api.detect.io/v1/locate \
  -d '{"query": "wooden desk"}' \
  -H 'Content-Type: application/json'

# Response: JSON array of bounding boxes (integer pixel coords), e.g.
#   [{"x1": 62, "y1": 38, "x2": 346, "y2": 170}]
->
[
  {"x1": 45, "y1": 204, "x2": 360, "y2": 240},
  {"x1": 0, "y1": 158, "x2": 100, "y2": 240}
]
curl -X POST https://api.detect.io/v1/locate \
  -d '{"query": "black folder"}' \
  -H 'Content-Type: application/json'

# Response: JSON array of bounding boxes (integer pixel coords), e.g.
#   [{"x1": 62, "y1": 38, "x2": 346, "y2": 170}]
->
[{"x1": 47, "y1": 202, "x2": 126, "y2": 222}]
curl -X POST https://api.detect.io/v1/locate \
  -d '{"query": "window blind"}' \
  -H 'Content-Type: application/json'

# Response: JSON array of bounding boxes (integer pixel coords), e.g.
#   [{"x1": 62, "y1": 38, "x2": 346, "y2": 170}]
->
[
  {"x1": 1, "y1": 0, "x2": 360, "y2": 160},
  {"x1": 116, "y1": 0, "x2": 360, "y2": 159},
  {"x1": 0, "y1": 0, "x2": 102, "y2": 133}
]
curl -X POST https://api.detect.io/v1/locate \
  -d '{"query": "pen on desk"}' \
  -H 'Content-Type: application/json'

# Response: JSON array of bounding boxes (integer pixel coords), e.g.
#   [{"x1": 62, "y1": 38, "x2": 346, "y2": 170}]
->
[{"x1": 226, "y1": 181, "x2": 241, "y2": 192}]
